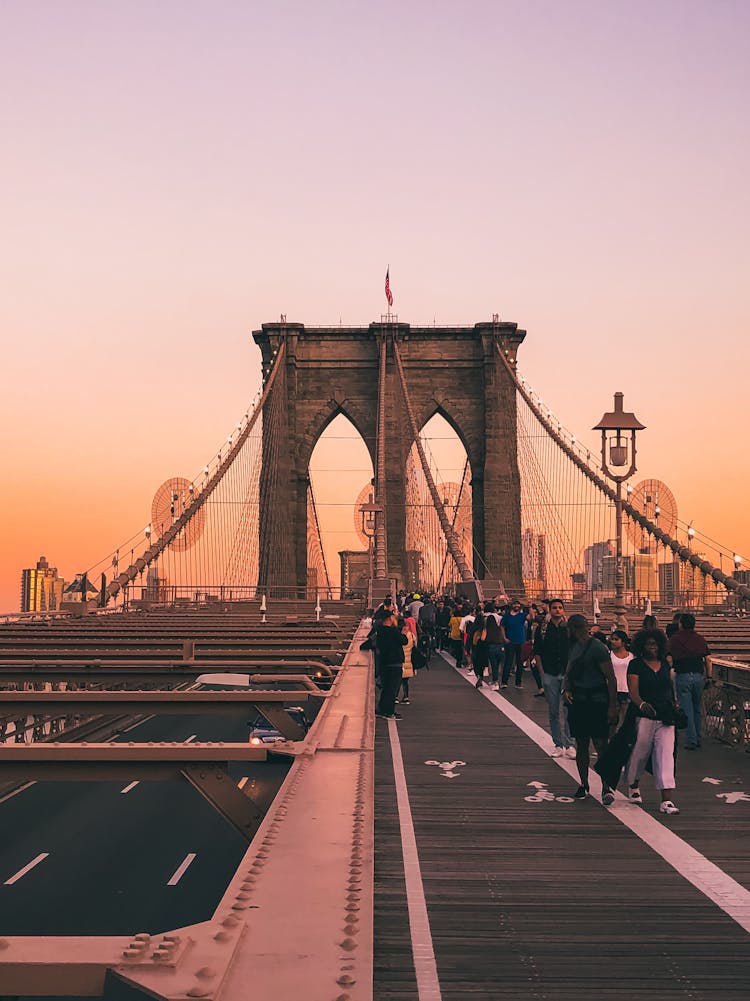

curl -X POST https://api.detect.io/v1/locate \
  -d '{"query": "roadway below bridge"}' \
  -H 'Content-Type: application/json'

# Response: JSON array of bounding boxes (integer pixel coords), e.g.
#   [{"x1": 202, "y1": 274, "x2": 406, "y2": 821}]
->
[{"x1": 0, "y1": 708, "x2": 290, "y2": 938}]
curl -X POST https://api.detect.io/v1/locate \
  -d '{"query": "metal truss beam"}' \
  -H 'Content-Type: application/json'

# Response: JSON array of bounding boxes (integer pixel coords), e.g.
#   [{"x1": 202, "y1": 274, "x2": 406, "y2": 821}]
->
[
  {"x1": 0, "y1": 659, "x2": 335, "y2": 685},
  {"x1": 0, "y1": 690, "x2": 318, "y2": 738}
]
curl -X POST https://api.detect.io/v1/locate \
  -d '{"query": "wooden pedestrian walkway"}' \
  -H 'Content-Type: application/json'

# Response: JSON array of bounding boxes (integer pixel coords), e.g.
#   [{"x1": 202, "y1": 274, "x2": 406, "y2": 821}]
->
[{"x1": 374, "y1": 654, "x2": 750, "y2": 1000}]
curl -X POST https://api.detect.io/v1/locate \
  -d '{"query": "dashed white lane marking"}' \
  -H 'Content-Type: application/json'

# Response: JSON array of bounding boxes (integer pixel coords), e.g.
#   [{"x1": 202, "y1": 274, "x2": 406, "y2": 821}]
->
[
  {"x1": 4, "y1": 853, "x2": 49, "y2": 885},
  {"x1": 120, "y1": 781, "x2": 139, "y2": 794},
  {"x1": 0, "y1": 781, "x2": 36, "y2": 805},
  {"x1": 185, "y1": 734, "x2": 197, "y2": 743},
  {"x1": 388, "y1": 717, "x2": 443, "y2": 1001},
  {"x1": 237, "y1": 776, "x2": 249, "y2": 789},
  {"x1": 441, "y1": 652, "x2": 750, "y2": 935},
  {"x1": 167, "y1": 853, "x2": 197, "y2": 886}
]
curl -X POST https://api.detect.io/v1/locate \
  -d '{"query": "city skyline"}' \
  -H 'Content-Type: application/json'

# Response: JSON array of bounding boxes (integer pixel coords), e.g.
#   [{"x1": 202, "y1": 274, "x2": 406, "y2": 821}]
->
[{"x1": 2, "y1": 2, "x2": 749, "y2": 610}]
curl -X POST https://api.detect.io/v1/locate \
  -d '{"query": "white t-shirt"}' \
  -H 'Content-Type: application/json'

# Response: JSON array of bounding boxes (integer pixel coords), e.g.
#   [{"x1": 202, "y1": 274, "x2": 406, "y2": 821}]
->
[
  {"x1": 459, "y1": 614, "x2": 475, "y2": 635},
  {"x1": 611, "y1": 651, "x2": 634, "y2": 694}
]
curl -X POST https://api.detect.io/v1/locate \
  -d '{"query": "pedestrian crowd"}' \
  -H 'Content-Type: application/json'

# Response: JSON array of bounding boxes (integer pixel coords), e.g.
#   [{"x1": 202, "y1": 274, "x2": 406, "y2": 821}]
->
[{"x1": 367, "y1": 591, "x2": 714, "y2": 817}]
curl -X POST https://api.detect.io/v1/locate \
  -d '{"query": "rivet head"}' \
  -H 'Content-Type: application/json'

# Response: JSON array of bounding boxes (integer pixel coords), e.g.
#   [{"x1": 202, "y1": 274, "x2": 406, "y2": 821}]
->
[
  {"x1": 339, "y1": 938, "x2": 357, "y2": 951},
  {"x1": 337, "y1": 974, "x2": 356, "y2": 986},
  {"x1": 195, "y1": 967, "x2": 217, "y2": 980}
]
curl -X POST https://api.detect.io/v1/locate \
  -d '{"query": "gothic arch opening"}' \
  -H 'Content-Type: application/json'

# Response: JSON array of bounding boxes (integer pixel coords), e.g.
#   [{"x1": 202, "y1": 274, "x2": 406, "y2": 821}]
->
[
  {"x1": 308, "y1": 413, "x2": 374, "y2": 598},
  {"x1": 405, "y1": 413, "x2": 472, "y2": 592}
]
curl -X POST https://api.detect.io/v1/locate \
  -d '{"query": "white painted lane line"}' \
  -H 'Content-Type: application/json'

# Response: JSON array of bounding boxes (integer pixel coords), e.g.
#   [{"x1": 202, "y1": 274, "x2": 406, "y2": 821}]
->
[
  {"x1": 388, "y1": 718, "x2": 443, "y2": 1001},
  {"x1": 185, "y1": 734, "x2": 197, "y2": 743},
  {"x1": 441, "y1": 651, "x2": 750, "y2": 936},
  {"x1": 237, "y1": 776, "x2": 249, "y2": 789},
  {"x1": 167, "y1": 853, "x2": 197, "y2": 886},
  {"x1": 120, "y1": 714, "x2": 156, "y2": 735},
  {"x1": 0, "y1": 781, "x2": 37, "y2": 805},
  {"x1": 4, "y1": 853, "x2": 49, "y2": 885},
  {"x1": 120, "y1": 781, "x2": 139, "y2": 794}
]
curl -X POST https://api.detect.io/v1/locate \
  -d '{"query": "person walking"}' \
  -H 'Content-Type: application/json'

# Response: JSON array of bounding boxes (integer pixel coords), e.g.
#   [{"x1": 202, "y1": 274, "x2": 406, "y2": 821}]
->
[
  {"x1": 375, "y1": 612, "x2": 408, "y2": 720},
  {"x1": 448, "y1": 605, "x2": 464, "y2": 667},
  {"x1": 484, "y1": 602, "x2": 507, "y2": 690},
  {"x1": 524, "y1": 605, "x2": 546, "y2": 696},
  {"x1": 668, "y1": 613, "x2": 712, "y2": 750},
  {"x1": 471, "y1": 611, "x2": 489, "y2": 687},
  {"x1": 460, "y1": 605, "x2": 476, "y2": 671},
  {"x1": 399, "y1": 618, "x2": 415, "y2": 704},
  {"x1": 501, "y1": 599, "x2": 527, "y2": 688},
  {"x1": 626, "y1": 628, "x2": 680, "y2": 814},
  {"x1": 609, "y1": 629, "x2": 634, "y2": 729},
  {"x1": 533, "y1": 598, "x2": 574, "y2": 758},
  {"x1": 563, "y1": 614, "x2": 618, "y2": 804}
]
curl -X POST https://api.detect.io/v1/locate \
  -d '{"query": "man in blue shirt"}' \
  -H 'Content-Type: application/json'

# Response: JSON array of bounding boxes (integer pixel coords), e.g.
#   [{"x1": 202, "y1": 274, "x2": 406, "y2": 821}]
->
[{"x1": 501, "y1": 600, "x2": 528, "y2": 688}]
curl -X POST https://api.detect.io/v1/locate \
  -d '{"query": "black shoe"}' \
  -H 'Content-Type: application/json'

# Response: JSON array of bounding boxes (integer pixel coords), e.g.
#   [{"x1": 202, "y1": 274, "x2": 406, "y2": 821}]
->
[
  {"x1": 602, "y1": 788, "x2": 615, "y2": 806},
  {"x1": 391, "y1": 712, "x2": 403, "y2": 720},
  {"x1": 475, "y1": 678, "x2": 483, "y2": 688},
  {"x1": 534, "y1": 690, "x2": 545, "y2": 698},
  {"x1": 573, "y1": 784, "x2": 589, "y2": 800}
]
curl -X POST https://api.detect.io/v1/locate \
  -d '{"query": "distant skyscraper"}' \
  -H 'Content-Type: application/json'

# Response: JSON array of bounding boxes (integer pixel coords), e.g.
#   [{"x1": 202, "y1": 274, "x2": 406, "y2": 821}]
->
[
  {"x1": 20, "y1": 556, "x2": 65, "y2": 612},
  {"x1": 584, "y1": 541, "x2": 613, "y2": 592},
  {"x1": 522, "y1": 529, "x2": 547, "y2": 583}
]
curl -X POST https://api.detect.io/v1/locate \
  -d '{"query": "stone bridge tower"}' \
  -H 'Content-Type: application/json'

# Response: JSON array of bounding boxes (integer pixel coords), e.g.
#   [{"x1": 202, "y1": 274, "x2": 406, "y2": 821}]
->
[{"x1": 252, "y1": 320, "x2": 525, "y2": 594}]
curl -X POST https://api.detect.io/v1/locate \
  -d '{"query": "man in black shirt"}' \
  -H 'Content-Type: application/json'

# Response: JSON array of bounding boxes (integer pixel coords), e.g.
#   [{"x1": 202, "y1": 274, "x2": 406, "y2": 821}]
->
[
  {"x1": 376, "y1": 613, "x2": 408, "y2": 720},
  {"x1": 533, "y1": 598, "x2": 573, "y2": 758}
]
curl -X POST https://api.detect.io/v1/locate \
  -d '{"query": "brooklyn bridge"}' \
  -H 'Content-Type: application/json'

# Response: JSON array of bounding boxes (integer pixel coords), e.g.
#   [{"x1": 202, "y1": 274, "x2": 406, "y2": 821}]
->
[{"x1": 2, "y1": 318, "x2": 749, "y2": 1000}]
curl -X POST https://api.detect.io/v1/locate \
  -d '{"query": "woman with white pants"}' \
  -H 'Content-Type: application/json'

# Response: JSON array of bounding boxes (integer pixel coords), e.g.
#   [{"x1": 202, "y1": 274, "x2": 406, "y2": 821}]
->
[{"x1": 626, "y1": 629, "x2": 679, "y2": 815}]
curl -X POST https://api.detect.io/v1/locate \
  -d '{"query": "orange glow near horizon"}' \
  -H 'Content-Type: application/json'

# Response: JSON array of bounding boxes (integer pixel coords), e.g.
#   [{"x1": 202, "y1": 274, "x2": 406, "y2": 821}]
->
[{"x1": 2, "y1": 4, "x2": 749, "y2": 610}]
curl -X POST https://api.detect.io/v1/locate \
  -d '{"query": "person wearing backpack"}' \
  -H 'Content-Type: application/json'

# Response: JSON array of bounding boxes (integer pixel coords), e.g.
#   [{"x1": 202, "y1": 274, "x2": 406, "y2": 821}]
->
[
  {"x1": 563, "y1": 614, "x2": 618, "y2": 803},
  {"x1": 483, "y1": 602, "x2": 507, "y2": 690}
]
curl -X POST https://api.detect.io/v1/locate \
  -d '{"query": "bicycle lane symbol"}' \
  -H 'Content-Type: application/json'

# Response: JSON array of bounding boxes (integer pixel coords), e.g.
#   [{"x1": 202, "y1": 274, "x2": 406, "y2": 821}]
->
[{"x1": 524, "y1": 780, "x2": 574, "y2": 804}]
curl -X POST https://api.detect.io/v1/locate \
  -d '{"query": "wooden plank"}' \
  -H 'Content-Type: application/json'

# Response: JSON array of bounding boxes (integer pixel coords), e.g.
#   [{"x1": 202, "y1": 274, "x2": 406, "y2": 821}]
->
[{"x1": 373, "y1": 656, "x2": 750, "y2": 999}]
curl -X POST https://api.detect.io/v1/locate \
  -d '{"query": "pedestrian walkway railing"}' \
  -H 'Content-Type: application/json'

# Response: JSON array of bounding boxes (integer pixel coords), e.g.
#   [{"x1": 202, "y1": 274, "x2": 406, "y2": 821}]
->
[{"x1": 704, "y1": 657, "x2": 750, "y2": 748}]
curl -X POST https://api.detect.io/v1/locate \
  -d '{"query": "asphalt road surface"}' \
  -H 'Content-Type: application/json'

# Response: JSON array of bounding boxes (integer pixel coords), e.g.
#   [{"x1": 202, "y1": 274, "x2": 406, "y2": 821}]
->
[{"x1": 0, "y1": 709, "x2": 290, "y2": 936}]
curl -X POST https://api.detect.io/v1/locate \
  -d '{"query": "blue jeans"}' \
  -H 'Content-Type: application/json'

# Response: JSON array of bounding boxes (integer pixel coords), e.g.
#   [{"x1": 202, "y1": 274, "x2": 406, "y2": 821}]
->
[
  {"x1": 488, "y1": 643, "x2": 504, "y2": 683},
  {"x1": 675, "y1": 672, "x2": 705, "y2": 747},
  {"x1": 543, "y1": 673, "x2": 571, "y2": 748},
  {"x1": 502, "y1": 644, "x2": 524, "y2": 685}
]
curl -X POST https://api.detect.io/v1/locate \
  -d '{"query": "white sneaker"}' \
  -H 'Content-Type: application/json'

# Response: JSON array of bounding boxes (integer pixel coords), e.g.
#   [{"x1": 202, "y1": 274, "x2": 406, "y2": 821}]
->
[
  {"x1": 550, "y1": 747, "x2": 565, "y2": 757},
  {"x1": 565, "y1": 747, "x2": 577, "y2": 759},
  {"x1": 660, "y1": 800, "x2": 680, "y2": 815}
]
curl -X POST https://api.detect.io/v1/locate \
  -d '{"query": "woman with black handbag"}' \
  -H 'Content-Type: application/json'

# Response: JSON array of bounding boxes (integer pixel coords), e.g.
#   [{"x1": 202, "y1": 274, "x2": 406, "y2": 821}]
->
[{"x1": 625, "y1": 629, "x2": 681, "y2": 815}]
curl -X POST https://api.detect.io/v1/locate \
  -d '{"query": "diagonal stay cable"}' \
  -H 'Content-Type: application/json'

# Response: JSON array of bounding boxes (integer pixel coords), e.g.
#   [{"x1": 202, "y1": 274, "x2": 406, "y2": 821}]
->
[
  {"x1": 106, "y1": 340, "x2": 288, "y2": 601},
  {"x1": 495, "y1": 343, "x2": 750, "y2": 603},
  {"x1": 392, "y1": 340, "x2": 474, "y2": 583}
]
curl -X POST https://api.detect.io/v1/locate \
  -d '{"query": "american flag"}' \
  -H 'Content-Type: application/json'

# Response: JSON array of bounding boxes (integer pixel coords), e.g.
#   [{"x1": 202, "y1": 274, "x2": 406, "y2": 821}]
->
[{"x1": 385, "y1": 268, "x2": 393, "y2": 307}]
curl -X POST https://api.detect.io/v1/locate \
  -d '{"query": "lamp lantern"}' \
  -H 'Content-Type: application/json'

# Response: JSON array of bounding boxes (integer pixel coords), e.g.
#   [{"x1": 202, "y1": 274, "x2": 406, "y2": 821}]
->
[{"x1": 593, "y1": 392, "x2": 646, "y2": 622}]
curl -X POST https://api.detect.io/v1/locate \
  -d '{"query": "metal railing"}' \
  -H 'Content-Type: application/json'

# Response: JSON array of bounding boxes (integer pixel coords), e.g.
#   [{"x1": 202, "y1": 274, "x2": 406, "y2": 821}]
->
[{"x1": 704, "y1": 657, "x2": 750, "y2": 748}]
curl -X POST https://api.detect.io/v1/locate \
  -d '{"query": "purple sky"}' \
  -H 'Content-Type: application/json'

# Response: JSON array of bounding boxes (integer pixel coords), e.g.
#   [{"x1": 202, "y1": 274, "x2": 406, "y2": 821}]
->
[{"x1": 2, "y1": 1, "x2": 749, "y2": 609}]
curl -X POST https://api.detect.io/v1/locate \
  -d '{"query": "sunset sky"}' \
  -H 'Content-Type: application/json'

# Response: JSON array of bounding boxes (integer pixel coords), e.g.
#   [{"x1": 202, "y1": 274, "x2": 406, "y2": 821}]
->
[{"x1": 2, "y1": 1, "x2": 748, "y2": 611}]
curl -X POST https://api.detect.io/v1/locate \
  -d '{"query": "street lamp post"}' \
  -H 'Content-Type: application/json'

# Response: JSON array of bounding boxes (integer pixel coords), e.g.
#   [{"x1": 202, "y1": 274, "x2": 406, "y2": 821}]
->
[
  {"x1": 594, "y1": 392, "x2": 645, "y2": 624},
  {"x1": 360, "y1": 493, "x2": 382, "y2": 584}
]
